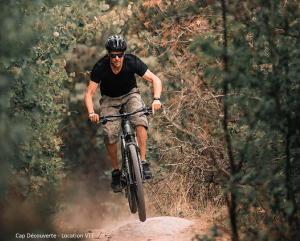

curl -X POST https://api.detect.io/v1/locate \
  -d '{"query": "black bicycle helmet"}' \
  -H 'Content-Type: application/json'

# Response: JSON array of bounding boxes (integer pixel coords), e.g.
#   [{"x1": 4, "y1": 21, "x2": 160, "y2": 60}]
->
[{"x1": 105, "y1": 35, "x2": 127, "y2": 52}]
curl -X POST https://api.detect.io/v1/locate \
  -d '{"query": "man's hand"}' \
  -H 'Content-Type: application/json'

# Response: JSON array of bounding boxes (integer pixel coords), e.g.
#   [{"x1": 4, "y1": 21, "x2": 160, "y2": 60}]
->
[
  {"x1": 89, "y1": 112, "x2": 100, "y2": 123},
  {"x1": 152, "y1": 99, "x2": 162, "y2": 114}
]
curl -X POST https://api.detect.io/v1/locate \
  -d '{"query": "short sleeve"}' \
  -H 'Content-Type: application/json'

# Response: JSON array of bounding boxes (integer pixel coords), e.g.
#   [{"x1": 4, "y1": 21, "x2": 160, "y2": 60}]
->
[
  {"x1": 90, "y1": 63, "x2": 101, "y2": 83},
  {"x1": 134, "y1": 56, "x2": 148, "y2": 77}
]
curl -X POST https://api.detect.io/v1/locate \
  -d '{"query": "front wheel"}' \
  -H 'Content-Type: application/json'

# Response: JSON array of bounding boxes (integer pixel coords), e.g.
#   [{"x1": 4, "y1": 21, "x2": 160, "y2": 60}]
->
[
  {"x1": 127, "y1": 180, "x2": 137, "y2": 213},
  {"x1": 128, "y1": 144, "x2": 146, "y2": 222}
]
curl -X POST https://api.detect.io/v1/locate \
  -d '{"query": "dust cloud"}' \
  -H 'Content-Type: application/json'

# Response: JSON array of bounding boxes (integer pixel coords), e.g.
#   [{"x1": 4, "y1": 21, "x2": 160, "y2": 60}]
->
[{"x1": 53, "y1": 168, "x2": 138, "y2": 233}]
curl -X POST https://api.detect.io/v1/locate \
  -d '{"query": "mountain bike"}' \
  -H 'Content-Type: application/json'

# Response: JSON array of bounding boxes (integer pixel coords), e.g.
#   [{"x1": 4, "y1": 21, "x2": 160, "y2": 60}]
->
[{"x1": 98, "y1": 106, "x2": 152, "y2": 222}]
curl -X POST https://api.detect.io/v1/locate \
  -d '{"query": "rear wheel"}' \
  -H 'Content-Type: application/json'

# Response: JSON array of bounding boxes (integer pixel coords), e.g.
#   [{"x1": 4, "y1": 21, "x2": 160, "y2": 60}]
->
[{"x1": 128, "y1": 144, "x2": 146, "y2": 222}]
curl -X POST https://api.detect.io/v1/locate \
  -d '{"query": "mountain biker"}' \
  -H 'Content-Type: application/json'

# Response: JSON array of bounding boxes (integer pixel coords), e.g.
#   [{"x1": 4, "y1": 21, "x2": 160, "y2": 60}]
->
[{"x1": 84, "y1": 35, "x2": 162, "y2": 192}]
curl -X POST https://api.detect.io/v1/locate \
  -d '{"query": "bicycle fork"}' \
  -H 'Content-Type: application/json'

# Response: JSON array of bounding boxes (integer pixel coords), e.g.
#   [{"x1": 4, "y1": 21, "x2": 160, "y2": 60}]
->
[{"x1": 121, "y1": 136, "x2": 133, "y2": 186}]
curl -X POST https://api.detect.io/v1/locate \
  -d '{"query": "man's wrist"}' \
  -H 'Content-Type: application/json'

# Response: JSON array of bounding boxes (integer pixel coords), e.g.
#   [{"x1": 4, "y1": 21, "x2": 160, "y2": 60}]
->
[
  {"x1": 88, "y1": 111, "x2": 95, "y2": 116},
  {"x1": 153, "y1": 97, "x2": 160, "y2": 101}
]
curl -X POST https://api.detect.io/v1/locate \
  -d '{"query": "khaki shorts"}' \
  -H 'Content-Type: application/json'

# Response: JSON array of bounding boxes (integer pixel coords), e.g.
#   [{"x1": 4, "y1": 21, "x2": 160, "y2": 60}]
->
[{"x1": 99, "y1": 88, "x2": 148, "y2": 144}]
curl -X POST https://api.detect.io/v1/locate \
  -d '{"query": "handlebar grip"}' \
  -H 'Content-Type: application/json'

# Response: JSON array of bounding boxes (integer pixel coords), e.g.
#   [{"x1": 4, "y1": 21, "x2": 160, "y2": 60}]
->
[
  {"x1": 100, "y1": 118, "x2": 108, "y2": 125},
  {"x1": 87, "y1": 117, "x2": 107, "y2": 125},
  {"x1": 143, "y1": 108, "x2": 152, "y2": 116}
]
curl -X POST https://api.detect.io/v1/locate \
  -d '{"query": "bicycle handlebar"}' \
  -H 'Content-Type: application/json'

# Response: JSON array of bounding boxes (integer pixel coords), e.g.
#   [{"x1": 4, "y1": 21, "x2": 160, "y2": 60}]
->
[{"x1": 99, "y1": 106, "x2": 152, "y2": 125}]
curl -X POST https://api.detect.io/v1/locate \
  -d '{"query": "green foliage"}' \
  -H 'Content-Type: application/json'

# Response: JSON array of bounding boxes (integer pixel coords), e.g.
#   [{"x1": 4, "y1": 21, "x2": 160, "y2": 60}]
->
[
  {"x1": 0, "y1": 0, "x2": 65, "y2": 236},
  {"x1": 1, "y1": 0, "x2": 130, "y2": 236},
  {"x1": 190, "y1": 0, "x2": 300, "y2": 240}
]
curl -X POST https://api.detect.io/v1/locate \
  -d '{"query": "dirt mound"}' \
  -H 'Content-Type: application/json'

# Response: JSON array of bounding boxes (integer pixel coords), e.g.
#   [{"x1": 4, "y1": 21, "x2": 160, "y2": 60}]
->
[{"x1": 86, "y1": 216, "x2": 195, "y2": 241}]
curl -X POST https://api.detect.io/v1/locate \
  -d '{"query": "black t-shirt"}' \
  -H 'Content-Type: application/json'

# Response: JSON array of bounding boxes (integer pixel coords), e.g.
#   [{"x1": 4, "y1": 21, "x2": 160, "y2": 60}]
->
[{"x1": 90, "y1": 54, "x2": 148, "y2": 97}]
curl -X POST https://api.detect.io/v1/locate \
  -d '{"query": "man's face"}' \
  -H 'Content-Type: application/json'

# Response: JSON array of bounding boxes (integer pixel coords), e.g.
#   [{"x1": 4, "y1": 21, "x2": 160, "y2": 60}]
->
[{"x1": 109, "y1": 51, "x2": 124, "y2": 68}]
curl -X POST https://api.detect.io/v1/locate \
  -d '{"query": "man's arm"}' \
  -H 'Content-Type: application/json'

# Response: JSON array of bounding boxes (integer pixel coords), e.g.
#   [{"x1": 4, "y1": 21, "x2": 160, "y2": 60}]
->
[
  {"x1": 142, "y1": 69, "x2": 162, "y2": 114},
  {"x1": 84, "y1": 80, "x2": 100, "y2": 123},
  {"x1": 142, "y1": 69, "x2": 162, "y2": 99}
]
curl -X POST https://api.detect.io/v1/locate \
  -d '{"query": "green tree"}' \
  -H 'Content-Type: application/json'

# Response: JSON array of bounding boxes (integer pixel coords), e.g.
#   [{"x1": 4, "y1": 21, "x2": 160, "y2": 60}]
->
[
  {"x1": 193, "y1": 0, "x2": 300, "y2": 240},
  {"x1": 0, "y1": 0, "x2": 63, "y2": 236},
  {"x1": 1, "y1": 0, "x2": 136, "y2": 237}
]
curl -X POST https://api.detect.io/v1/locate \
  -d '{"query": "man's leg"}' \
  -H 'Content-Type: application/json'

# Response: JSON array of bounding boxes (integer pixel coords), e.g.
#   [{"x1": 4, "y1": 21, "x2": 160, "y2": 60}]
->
[
  {"x1": 105, "y1": 142, "x2": 119, "y2": 170},
  {"x1": 100, "y1": 95, "x2": 123, "y2": 192},
  {"x1": 102, "y1": 112, "x2": 121, "y2": 192},
  {"x1": 136, "y1": 125, "x2": 152, "y2": 179},
  {"x1": 105, "y1": 141, "x2": 122, "y2": 192},
  {"x1": 136, "y1": 125, "x2": 147, "y2": 160}
]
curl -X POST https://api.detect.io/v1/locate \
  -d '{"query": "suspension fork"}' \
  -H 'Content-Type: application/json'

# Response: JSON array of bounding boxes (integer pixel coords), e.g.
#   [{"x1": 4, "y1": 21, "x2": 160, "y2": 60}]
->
[{"x1": 121, "y1": 135, "x2": 134, "y2": 185}]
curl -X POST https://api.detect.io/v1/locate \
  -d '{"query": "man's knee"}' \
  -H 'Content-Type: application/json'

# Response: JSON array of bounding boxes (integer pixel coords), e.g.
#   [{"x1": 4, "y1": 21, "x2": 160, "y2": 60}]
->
[
  {"x1": 131, "y1": 117, "x2": 148, "y2": 130},
  {"x1": 103, "y1": 120, "x2": 121, "y2": 144}
]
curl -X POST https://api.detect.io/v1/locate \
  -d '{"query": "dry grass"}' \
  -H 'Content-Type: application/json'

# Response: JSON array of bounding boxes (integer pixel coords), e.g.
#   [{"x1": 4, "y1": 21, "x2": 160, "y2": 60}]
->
[
  {"x1": 131, "y1": 0, "x2": 230, "y2": 218},
  {"x1": 145, "y1": 87, "x2": 228, "y2": 217}
]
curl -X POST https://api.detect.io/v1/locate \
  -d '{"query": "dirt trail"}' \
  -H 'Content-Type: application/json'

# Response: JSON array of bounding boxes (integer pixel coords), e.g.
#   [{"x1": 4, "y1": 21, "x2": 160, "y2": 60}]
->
[
  {"x1": 84, "y1": 216, "x2": 213, "y2": 241},
  {"x1": 54, "y1": 171, "x2": 229, "y2": 241}
]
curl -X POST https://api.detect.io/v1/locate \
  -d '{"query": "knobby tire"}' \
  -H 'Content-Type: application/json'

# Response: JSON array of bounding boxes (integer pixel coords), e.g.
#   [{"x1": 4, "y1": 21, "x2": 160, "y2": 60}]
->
[
  {"x1": 127, "y1": 178, "x2": 137, "y2": 213},
  {"x1": 122, "y1": 142, "x2": 137, "y2": 214},
  {"x1": 128, "y1": 144, "x2": 146, "y2": 222}
]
